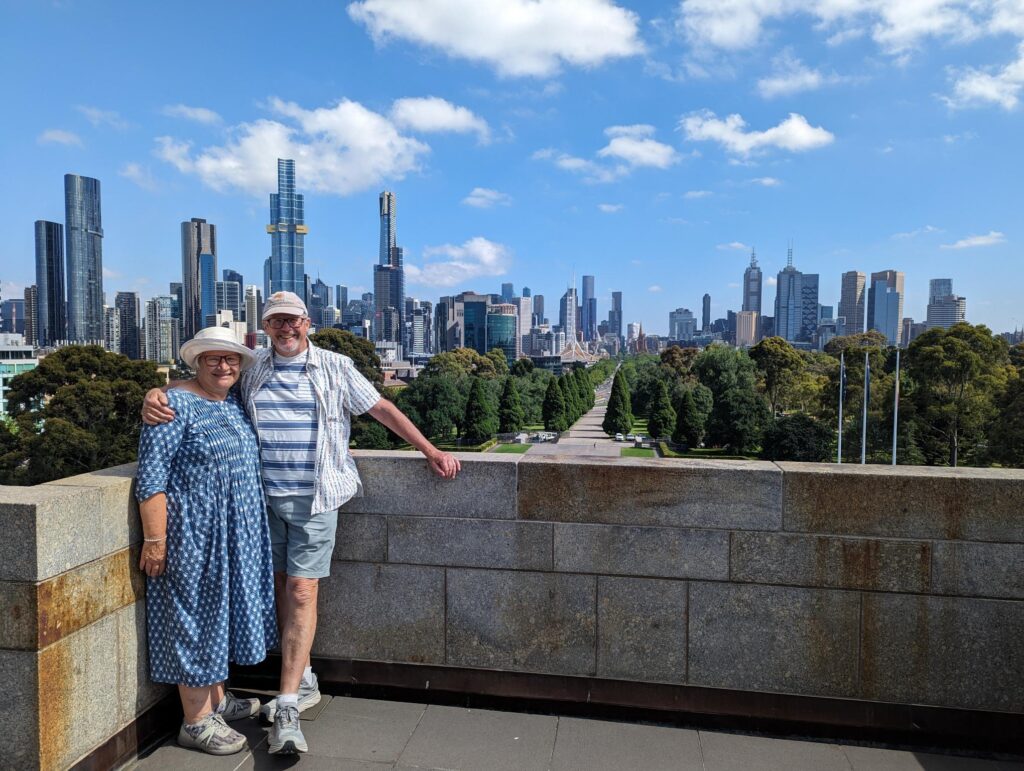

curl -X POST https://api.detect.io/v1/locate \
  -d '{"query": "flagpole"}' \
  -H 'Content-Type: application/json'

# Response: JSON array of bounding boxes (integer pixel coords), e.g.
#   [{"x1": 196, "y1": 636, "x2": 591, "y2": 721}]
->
[
  {"x1": 837, "y1": 352, "x2": 844, "y2": 464},
  {"x1": 891, "y1": 348, "x2": 900, "y2": 465},
  {"x1": 861, "y1": 348, "x2": 870, "y2": 465}
]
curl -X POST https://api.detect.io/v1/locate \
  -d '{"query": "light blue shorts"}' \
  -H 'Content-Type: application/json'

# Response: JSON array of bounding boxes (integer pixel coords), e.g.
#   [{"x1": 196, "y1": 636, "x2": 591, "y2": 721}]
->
[{"x1": 266, "y1": 494, "x2": 337, "y2": 579}]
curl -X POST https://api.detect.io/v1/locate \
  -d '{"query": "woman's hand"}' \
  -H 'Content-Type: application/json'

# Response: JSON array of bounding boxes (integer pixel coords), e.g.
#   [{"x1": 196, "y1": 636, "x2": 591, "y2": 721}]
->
[{"x1": 139, "y1": 540, "x2": 167, "y2": 577}]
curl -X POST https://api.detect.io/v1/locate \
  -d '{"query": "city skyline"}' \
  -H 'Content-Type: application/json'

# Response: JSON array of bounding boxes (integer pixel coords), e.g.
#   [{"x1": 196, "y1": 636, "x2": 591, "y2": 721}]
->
[{"x1": 4, "y1": 1, "x2": 1021, "y2": 335}]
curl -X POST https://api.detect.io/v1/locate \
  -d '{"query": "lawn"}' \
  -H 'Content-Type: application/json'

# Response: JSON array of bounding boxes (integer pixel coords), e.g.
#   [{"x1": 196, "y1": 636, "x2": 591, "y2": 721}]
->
[
  {"x1": 621, "y1": 447, "x2": 656, "y2": 458},
  {"x1": 493, "y1": 443, "x2": 531, "y2": 454},
  {"x1": 631, "y1": 418, "x2": 649, "y2": 433},
  {"x1": 658, "y1": 443, "x2": 759, "y2": 461}
]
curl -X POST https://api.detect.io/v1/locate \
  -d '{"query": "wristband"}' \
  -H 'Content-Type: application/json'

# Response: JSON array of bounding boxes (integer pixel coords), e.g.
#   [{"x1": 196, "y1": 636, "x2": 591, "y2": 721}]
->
[{"x1": 143, "y1": 536, "x2": 167, "y2": 543}]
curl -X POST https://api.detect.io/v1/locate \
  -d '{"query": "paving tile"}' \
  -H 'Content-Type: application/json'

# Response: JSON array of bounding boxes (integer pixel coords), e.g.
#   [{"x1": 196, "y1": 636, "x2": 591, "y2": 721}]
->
[
  {"x1": 298, "y1": 696, "x2": 425, "y2": 762},
  {"x1": 842, "y1": 745, "x2": 1017, "y2": 770},
  {"x1": 699, "y1": 731, "x2": 852, "y2": 771},
  {"x1": 396, "y1": 704, "x2": 558, "y2": 771},
  {"x1": 549, "y1": 716, "x2": 703, "y2": 771},
  {"x1": 241, "y1": 754, "x2": 390, "y2": 770}
]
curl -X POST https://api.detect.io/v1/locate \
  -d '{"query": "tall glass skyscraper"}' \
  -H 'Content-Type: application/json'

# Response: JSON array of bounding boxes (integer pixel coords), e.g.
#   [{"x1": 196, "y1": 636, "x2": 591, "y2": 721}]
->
[
  {"x1": 608, "y1": 291, "x2": 623, "y2": 339},
  {"x1": 373, "y1": 191, "x2": 404, "y2": 346},
  {"x1": 114, "y1": 291, "x2": 141, "y2": 360},
  {"x1": 742, "y1": 249, "x2": 762, "y2": 314},
  {"x1": 838, "y1": 271, "x2": 866, "y2": 334},
  {"x1": 581, "y1": 275, "x2": 596, "y2": 341},
  {"x1": 64, "y1": 174, "x2": 104, "y2": 342},
  {"x1": 34, "y1": 220, "x2": 66, "y2": 347},
  {"x1": 267, "y1": 159, "x2": 307, "y2": 299},
  {"x1": 180, "y1": 218, "x2": 217, "y2": 342},
  {"x1": 867, "y1": 270, "x2": 905, "y2": 345}
]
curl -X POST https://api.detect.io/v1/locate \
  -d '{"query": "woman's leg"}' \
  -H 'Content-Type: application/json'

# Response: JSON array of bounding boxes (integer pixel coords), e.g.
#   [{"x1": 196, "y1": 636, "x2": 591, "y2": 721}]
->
[{"x1": 179, "y1": 683, "x2": 220, "y2": 724}]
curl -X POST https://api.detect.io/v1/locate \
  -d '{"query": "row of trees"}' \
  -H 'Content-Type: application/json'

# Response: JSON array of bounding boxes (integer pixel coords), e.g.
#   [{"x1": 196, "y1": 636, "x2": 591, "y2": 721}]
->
[{"x1": 599, "y1": 323, "x2": 1023, "y2": 466}]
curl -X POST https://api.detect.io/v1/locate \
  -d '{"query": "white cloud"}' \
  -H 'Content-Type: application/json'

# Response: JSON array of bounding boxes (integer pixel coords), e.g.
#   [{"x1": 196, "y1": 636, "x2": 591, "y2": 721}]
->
[
  {"x1": 944, "y1": 42, "x2": 1024, "y2": 110},
  {"x1": 597, "y1": 203, "x2": 624, "y2": 212},
  {"x1": 155, "y1": 97, "x2": 432, "y2": 196},
  {"x1": 462, "y1": 187, "x2": 512, "y2": 208},
  {"x1": 648, "y1": 284, "x2": 663, "y2": 292},
  {"x1": 102, "y1": 267, "x2": 122, "y2": 280},
  {"x1": 162, "y1": 104, "x2": 223, "y2": 125},
  {"x1": 37, "y1": 129, "x2": 82, "y2": 146},
  {"x1": 940, "y1": 230, "x2": 1006, "y2": 249},
  {"x1": 119, "y1": 162, "x2": 159, "y2": 192},
  {"x1": 758, "y1": 50, "x2": 843, "y2": 98},
  {"x1": 717, "y1": 241, "x2": 750, "y2": 250},
  {"x1": 680, "y1": 110, "x2": 834, "y2": 156},
  {"x1": 892, "y1": 224, "x2": 941, "y2": 239},
  {"x1": 77, "y1": 105, "x2": 131, "y2": 130},
  {"x1": 597, "y1": 124, "x2": 680, "y2": 168},
  {"x1": 348, "y1": 0, "x2": 644, "y2": 78},
  {"x1": 942, "y1": 131, "x2": 978, "y2": 143},
  {"x1": 766, "y1": 276, "x2": 778, "y2": 287},
  {"x1": 684, "y1": 189, "x2": 713, "y2": 198},
  {"x1": 390, "y1": 96, "x2": 491, "y2": 143},
  {"x1": 751, "y1": 176, "x2": 781, "y2": 186},
  {"x1": 407, "y1": 237, "x2": 512, "y2": 287}
]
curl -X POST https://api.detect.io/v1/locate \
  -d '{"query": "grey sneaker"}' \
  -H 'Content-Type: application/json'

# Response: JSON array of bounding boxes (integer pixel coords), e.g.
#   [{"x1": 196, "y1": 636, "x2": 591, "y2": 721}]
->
[
  {"x1": 177, "y1": 713, "x2": 247, "y2": 755},
  {"x1": 218, "y1": 691, "x2": 259, "y2": 721},
  {"x1": 268, "y1": 704, "x2": 307, "y2": 755},
  {"x1": 259, "y1": 673, "x2": 321, "y2": 723}
]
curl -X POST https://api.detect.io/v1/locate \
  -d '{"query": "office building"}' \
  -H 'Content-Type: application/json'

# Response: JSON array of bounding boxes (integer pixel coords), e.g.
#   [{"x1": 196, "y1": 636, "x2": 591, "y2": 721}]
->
[
  {"x1": 373, "y1": 192, "x2": 405, "y2": 348},
  {"x1": 0, "y1": 300, "x2": 25, "y2": 335},
  {"x1": 838, "y1": 271, "x2": 866, "y2": 335},
  {"x1": 500, "y1": 282, "x2": 515, "y2": 302},
  {"x1": 742, "y1": 249, "x2": 761, "y2": 313},
  {"x1": 903, "y1": 317, "x2": 928, "y2": 345},
  {"x1": 223, "y1": 269, "x2": 243, "y2": 291},
  {"x1": 308, "y1": 278, "x2": 332, "y2": 327},
  {"x1": 702, "y1": 293, "x2": 711, "y2": 333},
  {"x1": 736, "y1": 311, "x2": 759, "y2": 347},
  {"x1": 559, "y1": 287, "x2": 578, "y2": 345},
  {"x1": 267, "y1": 159, "x2": 307, "y2": 298},
  {"x1": 522, "y1": 286, "x2": 531, "y2": 298},
  {"x1": 114, "y1": 291, "x2": 141, "y2": 360},
  {"x1": 487, "y1": 304, "x2": 519, "y2": 364},
  {"x1": 23, "y1": 287, "x2": 38, "y2": 348},
  {"x1": 180, "y1": 218, "x2": 216, "y2": 341},
  {"x1": 533, "y1": 294, "x2": 545, "y2": 326},
  {"x1": 773, "y1": 248, "x2": 819, "y2": 343},
  {"x1": 34, "y1": 220, "x2": 66, "y2": 347},
  {"x1": 244, "y1": 285, "x2": 261, "y2": 334},
  {"x1": 581, "y1": 275, "x2": 596, "y2": 341},
  {"x1": 867, "y1": 270, "x2": 905, "y2": 345},
  {"x1": 926, "y1": 279, "x2": 967, "y2": 329},
  {"x1": 511, "y1": 295, "x2": 532, "y2": 355},
  {"x1": 0, "y1": 334, "x2": 38, "y2": 417},
  {"x1": 335, "y1": 285, "x2": 348, "y2": 312},
  {"x1": 103, "y1": 305, "x2": 120, "y2": 354},
  {"x1": 64, "y1": 174, "x2": 104, "y2": 342},
  {"x1": 144, "y1": 295, "x2": 176, "y2": 364},
  {"x1": 608, "y1": 291, "x2": 623, "y2": 339},
  {"x1": 669, "y1": 308, "x2": 697, "y2": 341}
]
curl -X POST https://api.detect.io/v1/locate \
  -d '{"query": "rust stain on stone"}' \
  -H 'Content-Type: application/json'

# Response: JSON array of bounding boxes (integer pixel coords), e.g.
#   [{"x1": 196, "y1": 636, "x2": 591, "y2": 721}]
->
[
  {"x1": 38, "y1": 639, "x2": 72, "y2": 771},
  {"x1": 839, "y1": 539, "x2": 881, "y2": 589},
  {"x1": 36, "y1": 548, "x2": 139, "y2": 648}
]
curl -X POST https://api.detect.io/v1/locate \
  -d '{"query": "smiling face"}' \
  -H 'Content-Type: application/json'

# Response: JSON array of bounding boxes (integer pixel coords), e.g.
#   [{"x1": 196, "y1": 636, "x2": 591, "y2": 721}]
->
[
  {"x1": 263, "y1": 314, "x2": 311, "y2": 357},
  {"x1": 195, "y1": 349, "x2": 243, "y2": 394}
]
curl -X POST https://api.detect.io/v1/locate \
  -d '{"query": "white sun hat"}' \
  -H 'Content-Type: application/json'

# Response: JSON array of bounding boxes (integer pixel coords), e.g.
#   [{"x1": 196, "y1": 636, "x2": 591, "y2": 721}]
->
[{"x1": 179, "y1": 326, "x2": 257, "y2": 371}]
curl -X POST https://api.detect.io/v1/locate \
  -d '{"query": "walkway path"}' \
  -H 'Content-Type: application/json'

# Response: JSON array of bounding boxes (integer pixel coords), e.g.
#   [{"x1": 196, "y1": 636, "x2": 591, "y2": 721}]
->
[
  {"x1": 131, "y1": 694, "x2": 1020, "y2": 770},
  {"x1": 526, "y1": 376, "x2": 622, "y2": 458}
]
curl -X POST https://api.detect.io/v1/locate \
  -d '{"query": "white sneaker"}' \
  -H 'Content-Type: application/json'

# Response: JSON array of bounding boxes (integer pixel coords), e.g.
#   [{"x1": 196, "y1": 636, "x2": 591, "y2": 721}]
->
[
  {"x1": 259, "y1": 673, "x2": 321, "y2": 723},
  {"x1": 218, "y1": 691, "x2": 260, "y2": 721},
  {"x1": 177, "y1": 713, "x2": 247, "y2": 755}
]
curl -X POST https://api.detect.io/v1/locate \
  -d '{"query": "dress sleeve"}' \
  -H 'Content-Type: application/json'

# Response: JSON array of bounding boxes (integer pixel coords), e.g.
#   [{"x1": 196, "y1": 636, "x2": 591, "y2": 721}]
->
[
  {"x1": 344, "y1": 359, "x2": 382, "y2": 416},
  {"x1": 135, "y1": 391, "x2": 189, "y2": 501}
]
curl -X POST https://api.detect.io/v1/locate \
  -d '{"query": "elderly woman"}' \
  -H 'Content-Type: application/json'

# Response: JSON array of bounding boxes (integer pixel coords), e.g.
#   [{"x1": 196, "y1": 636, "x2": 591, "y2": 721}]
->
[{"x1": 136, "y1": 327, "x2": 278, "y2": 756}]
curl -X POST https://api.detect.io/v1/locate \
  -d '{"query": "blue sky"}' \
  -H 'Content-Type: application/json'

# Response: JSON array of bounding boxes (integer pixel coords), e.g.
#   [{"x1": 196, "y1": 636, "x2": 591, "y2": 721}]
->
[{"x1": 3, "y1": 0, "x2": 1022, "y2": 335}]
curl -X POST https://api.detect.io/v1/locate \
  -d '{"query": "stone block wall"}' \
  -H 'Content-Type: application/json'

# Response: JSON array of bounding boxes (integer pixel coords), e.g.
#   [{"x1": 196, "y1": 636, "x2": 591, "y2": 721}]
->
[{"x1": 0, "y1": 466, "x2": 169, "y2": 771}]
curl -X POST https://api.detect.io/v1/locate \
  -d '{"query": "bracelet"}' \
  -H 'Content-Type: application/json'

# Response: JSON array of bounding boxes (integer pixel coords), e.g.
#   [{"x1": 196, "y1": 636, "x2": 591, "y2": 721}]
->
[{"x1": 143, "y1": 536, "x2": 166, "y2": 543}]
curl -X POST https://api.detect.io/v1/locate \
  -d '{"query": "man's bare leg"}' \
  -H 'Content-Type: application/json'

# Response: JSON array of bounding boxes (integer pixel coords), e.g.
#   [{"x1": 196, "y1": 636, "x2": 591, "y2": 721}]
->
[{"x1": 278, "y1": 575, "x2": 318, "y2": 695}]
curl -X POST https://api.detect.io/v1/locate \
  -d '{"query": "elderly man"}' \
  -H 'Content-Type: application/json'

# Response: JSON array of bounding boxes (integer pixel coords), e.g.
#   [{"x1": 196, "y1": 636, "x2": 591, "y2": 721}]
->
[{"x1": 144, "y1": 291, "x2": 460, "y2": 755}]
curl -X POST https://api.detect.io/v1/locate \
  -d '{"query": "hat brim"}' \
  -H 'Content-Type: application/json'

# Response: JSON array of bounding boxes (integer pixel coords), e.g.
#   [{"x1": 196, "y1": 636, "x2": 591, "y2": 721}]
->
[
  {"x1": 179, "y1": 339, "x2": 257, "y2": 371},
  {"x1": 261, "y1": 304, "x2": 309, "y2": 321}
]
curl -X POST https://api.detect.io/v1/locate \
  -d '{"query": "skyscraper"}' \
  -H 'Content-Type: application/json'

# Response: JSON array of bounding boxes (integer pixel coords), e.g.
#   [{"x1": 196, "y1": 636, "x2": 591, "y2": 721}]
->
[
  {"x1": 34, "y1": 220, "x2": 65, "y2": 347},
  {"x1": 838, "y1": 271, "x2": 866, "y2": 335},
  {"x1": 144, "y1": 295, "x2": 176, "y2": 364},
  {"x1": 64, "y1": 174, "x2": 104, "y2": 342},
  {"x1": 500, "y1": 282, "x2": 515, "y2": 302},
  {"x1": 926, "y1": 278, "x2": 967, "y2": 329},
  {"x1": 867, "y1": 270, "x2": 905, "y2": 345},
  {"x1": 180, "y1": 217, "x2": 216, "y2": 342},
  {"x1": 379, "y1": 191, "x2": 396, "y2": 264},
  {"x1": 23, "y1": 286, "x2": 38, "y2": 347},
  {"x1": 702, "y1": 293, "x2": 711, "y2": 333},
  {"x1": 373, "y1": 192, "x2": 405, "y2": 347},
  {"x1": 216, "y1": 280, "x2": 242, "y2": 321},
  {"x1": 533, "y1": 294, "x2": 545, "y2": 326},
  {"x1": 267, "y1": 159, "x2": 306, "y2": 298},
  {"x1": 114, "y1": 291, "x2": 141, "y2": 360},
  {"x1": 581, "y1": 275, "x2": 596, "y2": 341},
  {"x1": 559, "y1": 287, "x2": 578, "y2": 344},
  {"x1": 742, "y1": 249, "x2": 762, "y2": 314},
  {"x1": 669, "y1": 308, "x2": 696, "y2": 341},
  {"x1": 487, "y1": 304, "x2": 519, "y2": 364},
  {"x1": 200, "y1": 252, "x2": 217, "y2": 327},
  {"x1": 773, "y1": 248, "x2": 818, "y2": 343},
  {"x1": 335, "y1": 284, "x2": 348, "y2": 312},
  {"x1": 522, "y1": 286, "x2": 531, "y2": 298},
  {"x1": 609, "y1": 291, "x2": 623, "y2": 339}
]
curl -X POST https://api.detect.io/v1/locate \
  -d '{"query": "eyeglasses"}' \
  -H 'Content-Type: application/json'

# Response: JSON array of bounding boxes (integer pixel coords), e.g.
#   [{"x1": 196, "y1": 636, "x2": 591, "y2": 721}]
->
[
  {"x1": 267, "y1": 316, "x2": 307, "y2": 329},
  {"x1": 200, "y1": 354, "x2": 242, "y2": 367}
]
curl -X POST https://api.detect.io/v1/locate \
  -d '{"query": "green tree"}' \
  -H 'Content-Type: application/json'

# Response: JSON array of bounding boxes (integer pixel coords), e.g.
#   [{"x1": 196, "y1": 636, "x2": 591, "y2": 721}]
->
[
  {"x1": 510, "y1": 357, "x2": 535, "y2": 377},
  {"x1": 309, "y1": 327, "x2": 383, "y2": 390},
  {"x1": 422, "y1": 348, "x2": 497, "y2": 380},
  {"x1": 707, "y1": 389, "x2": 770, "y2": 454},
  {"x1": 602, "y1": 370, "x2": 633, "y2": 436},
  {"x1": 761, "y1": 413, "x2": 833, "y2": 462},
  {"x1": 498, "y1": 377, "x2": 526, "y2": 433},
  {"x1": 485, "y1": 347, "x2": 511, "y2": 377},
  {"x1": 462, "y1": 377, "x2": 498, "y2": 444},
  {"x1": 559, "y1": 376, "x2": 580, "y2": 424},
  {"x1": 516, "y1": 369, "x2": 554, "y2": 426},
  {"x1": 905, "y1": 323, "x2": 1009, "y2": 466},
  {"x1": 749, "y1": 337, "x2": 804, "y2": 416},
  {"x1": 395, "y1": 374, "x2": 463, "y2": 441},
  {"x1": 988, "y1": 373, "x2": 1024, "y2": 467},
  {"x1": 646, "y1": 380, "x2": 677, "y2": 439},
  {"x1": 542, "y1": 377, "x2": 568, "y2": 432},
  {"x1": 660, "y1": 345, "x2": 699, "y2": 382},
  {"x1": 692, "y1": 344, "x2": 757, "y2": 402},
  {"x1": 350, "y1": 417, "x2": 393, "y2": 449},
  {"x1": 672, "y1": 389, "x2": 704, "y2": 448}
]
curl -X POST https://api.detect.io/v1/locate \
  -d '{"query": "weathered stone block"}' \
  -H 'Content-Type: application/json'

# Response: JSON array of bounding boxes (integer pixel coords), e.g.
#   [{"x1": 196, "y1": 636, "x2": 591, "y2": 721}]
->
[
  {"x1": 0, "y1": 581, "x2": 37, "y2": 650},
  {"x1": 38, "y1": 613, "x2": 122, "y2": 771},
  {"x1": 931, "y1": 542, "x2": 1024, "y2": 600},
  {"x1": 116, "y1": 601, "x2": 171, "y2": 729},
  {"x1": 861, "y1": 593, "x2": 1024, "y2": 711},
  {"x1": 344, "y1": 452, "x2": 520, "y2": 519},
  {"x1": 554, "y1": 524, "x2": 728, "y2": 580},
  {"x1": 0, "y1": 649, "x2": 38, "y2": 769},
  {"x1": 731, "y1": 533, "x2": 931, "y2": 593},
  {"x1": 518, "y1": 456, "x2": 782, "y2": 530},
  {"x1": 315, "y1": 563, "x2": 445, "y2": 664},
  {"x1": 780, "y1": 463, "x2": 1024, "y2": 542},
  {"x1": 334, "y1": 514, "x2": 387, "y2": 562},
  {"x1": 447, "y1": 568, "x2": 596, "y2": 675},
  {"x1": 688, "y1": 582, "x2": 860, "y2": 698},
  {"x1": 597, "y1": 576, "x2": 687, "y2": 684},
  {"x1": 388, "y1": 517, "x2": 552, "y2": 570}
]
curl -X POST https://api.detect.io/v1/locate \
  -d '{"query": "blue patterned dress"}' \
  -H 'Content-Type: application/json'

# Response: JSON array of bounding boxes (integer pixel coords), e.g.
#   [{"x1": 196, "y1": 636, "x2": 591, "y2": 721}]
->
[{"x1": 136, "y1": 389, "x2": 278, "y2": 687}]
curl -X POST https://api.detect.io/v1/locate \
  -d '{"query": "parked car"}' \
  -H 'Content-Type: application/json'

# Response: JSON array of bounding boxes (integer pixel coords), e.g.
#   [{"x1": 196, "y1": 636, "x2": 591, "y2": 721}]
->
[
  {"x1": 615, "y1": 433, "x2": 624, "y2": 442},
  {"x1": 626, "y1": 434, "x2": 636, "y2": 441}
]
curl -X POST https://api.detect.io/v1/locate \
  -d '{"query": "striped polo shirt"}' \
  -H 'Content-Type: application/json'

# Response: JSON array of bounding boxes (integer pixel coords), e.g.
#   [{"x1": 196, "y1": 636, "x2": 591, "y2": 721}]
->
[{"x1": 254, "y1": 348, "x2": 318, "y2": 497}]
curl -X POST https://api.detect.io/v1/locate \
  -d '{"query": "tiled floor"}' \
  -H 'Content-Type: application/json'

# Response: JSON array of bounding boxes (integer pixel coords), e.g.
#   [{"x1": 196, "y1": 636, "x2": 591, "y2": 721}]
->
[{"x1": 130, "y1": 695, "x2": 1023, "y2": 771}]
